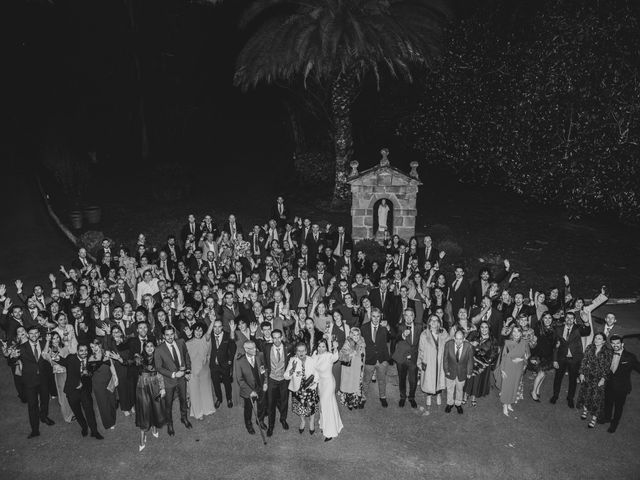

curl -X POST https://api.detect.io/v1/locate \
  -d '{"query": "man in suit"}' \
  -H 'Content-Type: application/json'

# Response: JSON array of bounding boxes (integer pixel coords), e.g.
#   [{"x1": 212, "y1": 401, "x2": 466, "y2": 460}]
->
[
  {"x1": 5, "y1": 305, "x2": 27, "y2": 343},
  {"x1": 330, "y1": 225, "x2": 352, "y2": 258},
  {"x1": 262, "y1": 329, "x2": 291, "y2": 436},
  {"x1": 306, "y1": 224, "x2": 325, "y2": 259},
  {"x1": 128, "y1": 321, "x2": 156, "y2": 356},
  {"x1": 313, "y1": 260, "x2": 331, "y2": 287},
  {"x1": 200, "y1": 214, "x2": 219, "y2": 240},
  {"x1": 449, "y1": 266, "x2": 472, "y2": 316},
  {"x1": 209, "y1": 319, "x2": 236, "y2": 409},
  {"x1": 290, "y1": 268, "x2": 311, "y2": 311},
  {"x1": 470, "y1": 296, "x2": 504, "y2": 341},
  {"x1": 602, "y1": 335, "x2": 640, "y2": 433},
  {"x1": 361, "y1": 308, "x2": 391, "y2": 408},
  {"x1": 271, "y1": 196, "x2": 289, "y2": 229},
  {"x1": 249, "y1": 225, "x2": 267, "y2": 260},
  {"x1": 396, "y1": 244, "x2": 410, "y2": 275},
  {"x1": 236, "y1": 340, "x2": 268, "y2": 435},
  {"x1": 443, "y1": 329, "x2": 475, "y2": 413},
  {"x1": 369, "y1": 276, "x2": 395, "y2": 328},
  {"x1": 222, "y1": 214, "x2": 243, "y2": 240},
  {"x1": 111, "y1": 278, "x2": 135, "y2": 308},
  {"x1": 392, "y1": 309, "x2": 422, "y2": 408},
  {"x1": 95, "y1": 239, "x2": 113, "y2": 264},
  {"x1": 70, "y1": 304, "x2": 95, "y2": 345},
  {"x1": 550, "y1": 311, "x2": 591, "y2": 408},
  {"x1": 393, "y1": 285, "x2": 417, "y2": 328},
  {"x1": 419, "y1": 235, "x2": 440, "y2": 266},
  {"x1": 470, "y1": 260, "x2": 510, "y2": 307},
  {"x1": 180, "y1": 214, "x2": 201, "y2": 246},
  {"x1": 71, "y1": 247, "x2": 93, "y2": 273},
  {"x1": 20, "y1": 326, "x2": 55, "y2": 438},
  {"x1": 53, "y1": 343, "x2": 103, "y2": 439},
  {"x1": 154, "y1": 325, "x2": 192, "y2": 435},
  {"x1": 599, "y1": 313, "x2": 620, "y2": 341},
  {"x1": 335, "y1": 248, "x2": 356, "y2": 280},
  {"x1": 156, "y1": 251, "x2": 175, "y2": 282},
  {"x1": 505, "y1": 292, "x2": 536, "y2": 327},
  {"x1": 161, "y1": 235, "x2": 182, "y2": 263}
]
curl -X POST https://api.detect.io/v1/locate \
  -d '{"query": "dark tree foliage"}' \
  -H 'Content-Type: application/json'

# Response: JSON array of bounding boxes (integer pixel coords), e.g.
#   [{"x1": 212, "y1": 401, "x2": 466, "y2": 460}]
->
[{"x1": 397, "y1": 0, "x2": 640, "y2": 222}]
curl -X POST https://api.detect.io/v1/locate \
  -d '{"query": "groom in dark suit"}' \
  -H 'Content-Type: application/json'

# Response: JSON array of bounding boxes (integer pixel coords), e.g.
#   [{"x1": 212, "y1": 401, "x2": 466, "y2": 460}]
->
[
  {"x1": 209, "y1": 319, "x2": 236, "y2": 409},
  {"x1": 392, "y1": 309, "x2": 422, "y2": 408},
  {"x1": 20, "y1": 326, "x2": 54, "y2": 438},
  {"x1": 154, "y1": 325, "x2": 192, "y2": 435},
  {"x1": 602, "y1": 335, "x2": 640, "y2": 433}
]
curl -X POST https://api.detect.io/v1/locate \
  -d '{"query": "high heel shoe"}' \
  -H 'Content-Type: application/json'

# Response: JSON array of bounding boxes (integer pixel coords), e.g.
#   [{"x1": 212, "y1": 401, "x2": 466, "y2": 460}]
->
[
  {"x1": 324, "y1": 437, "x2": 332, "y2": 442},
  {"x1": 530, "y1": 391, "x2": 540, "y2": 402},
  {"x1": 299, "y1": 426, "x2": 305, "y2": 434},
  {"x1": 139, "y1": 443, "x2": 146, "y2": 452},
  {"x1": 152, "y1": 429, "x2": 159, "y2": 438},
  {"x1": 309, "y1": 428, "x2": 315, "y2": 435}
]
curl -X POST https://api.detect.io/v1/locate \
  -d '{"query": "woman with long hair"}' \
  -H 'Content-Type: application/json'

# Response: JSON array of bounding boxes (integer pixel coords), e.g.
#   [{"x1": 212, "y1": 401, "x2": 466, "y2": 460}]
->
[
  {"x1": 530, "y1": 312, "x2": 556, "y2": 401},
  {"x1": 577, "y1": 332, "x2": 612, "y2": 428},
  {"x1": 43, "y1": 332, "x2": 75, "y2": 422},
  {"x1": 338, "y1": 327, "x2": 366, "y2": 410},
  {"x1": 134, "y1": 341, "x2": 166, "y2": 451},
  {"x1": 418, "y1": 315, "x2": 449, "y2": 414},
  {"x1": 186, "y1": 322, "x2": 216, "y2": 420},
  {"x1": 87, "y1": 340, "x2": 118, "y2": 430},
  {"x1": 463, "y1": 321, "x2": 499, "y2": 407},
  {"x1": 495, "y1": 325, "x2": 530, "y2": 417},
  {"x1": 312, "y1": 338, "x2": 343, "y2": 442}
]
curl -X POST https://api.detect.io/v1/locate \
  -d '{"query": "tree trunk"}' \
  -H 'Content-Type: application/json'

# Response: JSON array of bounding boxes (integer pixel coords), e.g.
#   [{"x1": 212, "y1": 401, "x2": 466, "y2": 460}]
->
[{"x1": 330, "y1": 70, "x2": 359, "y2": 208}]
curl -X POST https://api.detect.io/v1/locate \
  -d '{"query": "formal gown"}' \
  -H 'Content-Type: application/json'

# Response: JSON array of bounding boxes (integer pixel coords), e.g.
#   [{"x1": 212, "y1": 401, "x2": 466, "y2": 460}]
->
[
  {"x1": 186, "y1": 337, "x2": 216, "y2": 419},
  {"x1": 495, "y1": 339, "x2": 530, "y2": 404},
  {"x1": 89, "y1": 360, "x2": 117, "y2": 429},
  {"x1": 577, "y1": 344, "x2": 612, "y2": 417},
  {"x1": 51, "y1": 346, "x2": 74, "y2": 422},
  {"x1": 314, "y1": 351, "x2": 343, "y2": 439},
  {"x1": 464, "y1": 332, "x2": 499, "y2": 398},
  {"x1": 135, "y1": 357, "x2": 166, "y2": 430}
]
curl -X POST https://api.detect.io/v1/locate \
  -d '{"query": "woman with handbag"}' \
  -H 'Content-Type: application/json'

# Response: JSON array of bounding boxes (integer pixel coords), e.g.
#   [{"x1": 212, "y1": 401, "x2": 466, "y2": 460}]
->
[
  {"x1": 338, "y1": 327, "x2": 366, "y2": 410},
  {"x1": 135, "y1": 341, "x2": 166, "y2": 451},
  {"x1": 284, "y1": 342, "x2": 319, "y2": 434}
]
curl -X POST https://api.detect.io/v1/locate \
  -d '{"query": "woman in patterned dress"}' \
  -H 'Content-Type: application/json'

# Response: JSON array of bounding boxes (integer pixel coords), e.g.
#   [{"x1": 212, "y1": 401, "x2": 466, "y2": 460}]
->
[{"x1": 577, "y1": 332, "x2": 612, "y2": 428}]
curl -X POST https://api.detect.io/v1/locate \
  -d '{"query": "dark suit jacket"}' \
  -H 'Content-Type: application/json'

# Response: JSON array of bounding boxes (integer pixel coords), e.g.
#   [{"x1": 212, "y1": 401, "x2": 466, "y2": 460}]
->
[
  {"x1": 209, "y1": 331, "x2": 236, "y2": 369},
  {"x1": 262, "y1": 342, "x2": 293, "y2": 379},
  {"x1": 222, "y1": 221, "x2": 244, "y2": 237},
  {"x1": 128, "y1": 335, "x2": 157, "y2": 356},
  {"x1": 449, "y1": 278, "x2": 472, "y2": 314},
  {"x1": 368, "y1": 288, "x2": 396, "y2": 327},
  {"x1": 419, "y1": 246, "x2": 440, "y2": 267},
  {"x1": 328, "y1": 231, "x2": 353, "y2": 252},
  {"x1": 553, "y1": 323, "x2": 591, "y2": 361},
  {"x1": 19, "y1": 340, "x2": 48, "y2": 388},
  {"x1": 154, "y1": 339, "x2": 191, "y2": 387},
  {"x1": 236, "y1": 353, "x2": 267, "y2": 398},
  {"x1": 443, "y1": 340, "x2": 475, "y2": 381},
  {"x1": 180, "y1": 222, "x2": 201, "y2": 244},
  {"x1": 361, "y1": 322, "x2": 390, "y2": 365},
  {"x1": 57, "y1": 354, "x2": 92, "y2": 395},
  {"x1": 391, "y1": 297, "x2": 417, "y2": 326},
  {"x1": 392, "y1": 324, "x2": 422, "y2": 365},
  {"x1": 335, "y1": 256, "x2": 356, "y2": 279},
  {"x1": 161, "y1": 243, "x2": 183, "y2": 262},
  {"x1": 608, "y1": 350, "x2": 640, "y2": 395},
  {"x1": 470, "y1": 306, "x2": 504, "y2": 340},
  {"x1": 111, "y1": 286, "x2": 135, "y2": 308},
  {"x1": 270, "y1": 203, "x2": 289, "y2": 223}
]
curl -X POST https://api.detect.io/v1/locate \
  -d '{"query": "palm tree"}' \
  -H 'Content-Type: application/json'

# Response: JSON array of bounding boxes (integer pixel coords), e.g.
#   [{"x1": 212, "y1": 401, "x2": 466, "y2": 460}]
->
[{"x1": 234, "y1": 0, "x2": 450, "y2": 206}]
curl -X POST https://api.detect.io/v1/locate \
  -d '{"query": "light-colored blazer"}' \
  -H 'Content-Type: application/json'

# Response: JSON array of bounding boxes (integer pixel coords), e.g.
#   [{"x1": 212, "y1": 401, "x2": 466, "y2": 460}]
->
[{"x1": 283, "y1": 355, "x2": 318, "y2": 392}]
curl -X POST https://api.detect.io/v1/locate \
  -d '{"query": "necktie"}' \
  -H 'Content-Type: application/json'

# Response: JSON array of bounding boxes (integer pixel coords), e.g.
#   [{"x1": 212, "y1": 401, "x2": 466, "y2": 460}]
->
[
  {"x1": 381, "y1": 291, "x2": 386, "y2": 305},
  {"x1": 33, "y1": 344, "x2": 39, "y2": 361},
  {"x1": 191, "y1": 224, "x2": 194, "y2": 234},
  {"x1": 564, "y1": 326, "x2": 570, "y2": 341},
  {"x1": 278, "y1": 204, "x2": 283, "y2": 215},
  {"x1": 140, "y1": 338, "x2": 146, "y2": 354},
  {"x1": 338, "y1": 235, "x2": 343, "y2": 254},
  {"x1": 372, "y1": 325, "x2": 377, "y2": 342},
  {"x1": 611, "y1": 353, "x2": 621, "y2": 373},
  {"x1": 216, "y1": 335, "x2": 221, "y2": 348},
  {"x1": 302, "y1": 281, "x2": 307, "y2": 305},
  {"x1": 275, "y1": 304, "x2": 279, "y2": 318},
  {"x1": 456, "y1": 345, "x2": 461, "y2": 361},
  {"x1": 170, "y1": 343, "x2": 180, "y2": 367},
  {"x1": 410, "y1": 327, "x2": 413, "y2": 345},
  {"x1": 276, "y1": 347, "x2": 281, "y2": 363}
]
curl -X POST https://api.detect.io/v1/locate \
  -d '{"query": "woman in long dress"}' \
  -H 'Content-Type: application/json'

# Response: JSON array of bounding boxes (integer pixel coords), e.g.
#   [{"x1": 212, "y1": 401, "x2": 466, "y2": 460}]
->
[
  {"x1": 88, "y1": 340, "x2": 117, "y2": 430},
  {"x1": 495, "y1": 326, "x2": 530, "y2": 417},
  {"x1": 577, "y1": 332, "x2": 612, "y2": 428},
  {"x1": 418, "y1": 315, "x2": 449, "y2": 414},
  {"x1": 186, "y1": 322, "x2": 216, "y2": 420},
  {"x1": 135, "y1": 341, "x2": 166, "y2": 451},
  {"x1": 463, "y1": 321, "x2": 499, "y2": 407},
  {"x1": 530, "y1": 312, "x2": 556, "y2": 401},
  {"x1": 313, "y1": 338, "x2": 343, "y2": 442},
  {"x1": 43, "y1": 332, "x2": 74, "y2": 422},
  {"x1": 105, "y1": 326, "x2": 135, "y2": 416},
  {"x1": 338, "y1": 327, "x2": 366, "y2": 409}
]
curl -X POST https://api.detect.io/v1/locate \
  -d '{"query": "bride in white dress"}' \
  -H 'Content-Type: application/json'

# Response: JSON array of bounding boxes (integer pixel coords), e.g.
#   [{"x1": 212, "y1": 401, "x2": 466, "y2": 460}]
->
[{"x1": 313, "y1": 339, "x2": 344, "y2": 442}]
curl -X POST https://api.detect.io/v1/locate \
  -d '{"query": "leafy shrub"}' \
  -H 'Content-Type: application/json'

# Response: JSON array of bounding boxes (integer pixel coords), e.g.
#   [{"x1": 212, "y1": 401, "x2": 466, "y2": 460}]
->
[
  {"x1": 397, "y1": 0, "x2": 640, "y2": 224},
  {"x1": 294, "y1": 149, "x2": 334, "y2": 184}
]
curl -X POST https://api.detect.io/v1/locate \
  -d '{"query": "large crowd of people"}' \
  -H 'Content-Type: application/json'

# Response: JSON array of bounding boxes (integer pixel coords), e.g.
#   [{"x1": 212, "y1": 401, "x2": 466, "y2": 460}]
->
[{"x1": 1, "y1": 196, "x2": 638, "y2": 451}]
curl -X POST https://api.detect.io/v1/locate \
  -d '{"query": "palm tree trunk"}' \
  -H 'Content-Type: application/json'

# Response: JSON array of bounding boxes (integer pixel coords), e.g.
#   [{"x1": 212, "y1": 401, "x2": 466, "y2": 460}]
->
[{"x1": 330, "y1": 70, "x2": 359, "y2": 208}]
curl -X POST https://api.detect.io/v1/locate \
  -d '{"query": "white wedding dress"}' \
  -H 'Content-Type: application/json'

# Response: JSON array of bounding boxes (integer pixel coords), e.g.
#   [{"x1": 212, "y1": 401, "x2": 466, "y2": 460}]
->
[{"x1": 313, "y1": 351, "x2": 343, "y2": 439}]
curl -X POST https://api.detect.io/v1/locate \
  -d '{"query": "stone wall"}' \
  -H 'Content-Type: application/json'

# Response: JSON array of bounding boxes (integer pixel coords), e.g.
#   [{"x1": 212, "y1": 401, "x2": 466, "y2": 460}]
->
[{"x1": 349, "y1": 166, "x2": 420, "y2": 242}]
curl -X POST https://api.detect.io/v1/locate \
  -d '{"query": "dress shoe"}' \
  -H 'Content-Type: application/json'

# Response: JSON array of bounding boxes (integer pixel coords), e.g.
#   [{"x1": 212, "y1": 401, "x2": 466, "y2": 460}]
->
[
  {"x1": 246, "y1": 425, "x2": 256, "y2": 435},
  {"x1": 299, "y1": 427, "x2": 305, "y2": 434},
  {"x1": 445, "y1": 404, "x2": 453, "y2": 413},
  {"x1": 41, "y1": 417, "x2": 55, "y2": 426},
  {"x1": 280, "y1": 420, "x2": 289, "y2": 430},
  {"x1": 399, "y1": 399, "x2": 406, "y2": 408},
  {"x1": 27, "y1": 431, "x2": 40, "y2": 439},
  {"x1": 215, "y1": 400, "x2": 222, "y2": 409},
  {"x1": 81, "y1": 428, "x2": 88, "y2": 437},
  {"x1": 266, "y1": 427, "x2": 273, "y2": 437},
  {"x1": 91, "y1": 432, "x2": 104, "y2": 440},
  {"x1": 227, "y1": 401, "x2": 233, "y2": 408},
  {"x1": 257, "y1": 419, "x2": 267, "y2": 430},
  {"x1": 380, "y1": 398, "x2": 388, "y2": 408},
  {"x1": 567, "y1": 399, "x2": 575, "y2": 409},
  {"x1": 324, "y1": 437, "x2": 333, "y2": 442},
  {"x1": 607, "y1": 423, "x2": 617, "y2": 434},
  {"x1": 309, "y1": 428, "x2": 315, "y2": 435},
  {"x1": 181, "y1": 418, "x2": 193, "y2": 429},
  {"x1": 167, "y1": 424, "x2": 175, "y2": 436},
  {"x1": 549, "y1": 396, "x2": 558, "y2": 404},
  {"x1": 409, "y1": 399, "x2": 417, "y2": 408},
  {"x1": 456, "y1": 405, "x2": 464, "y2": 414}
]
